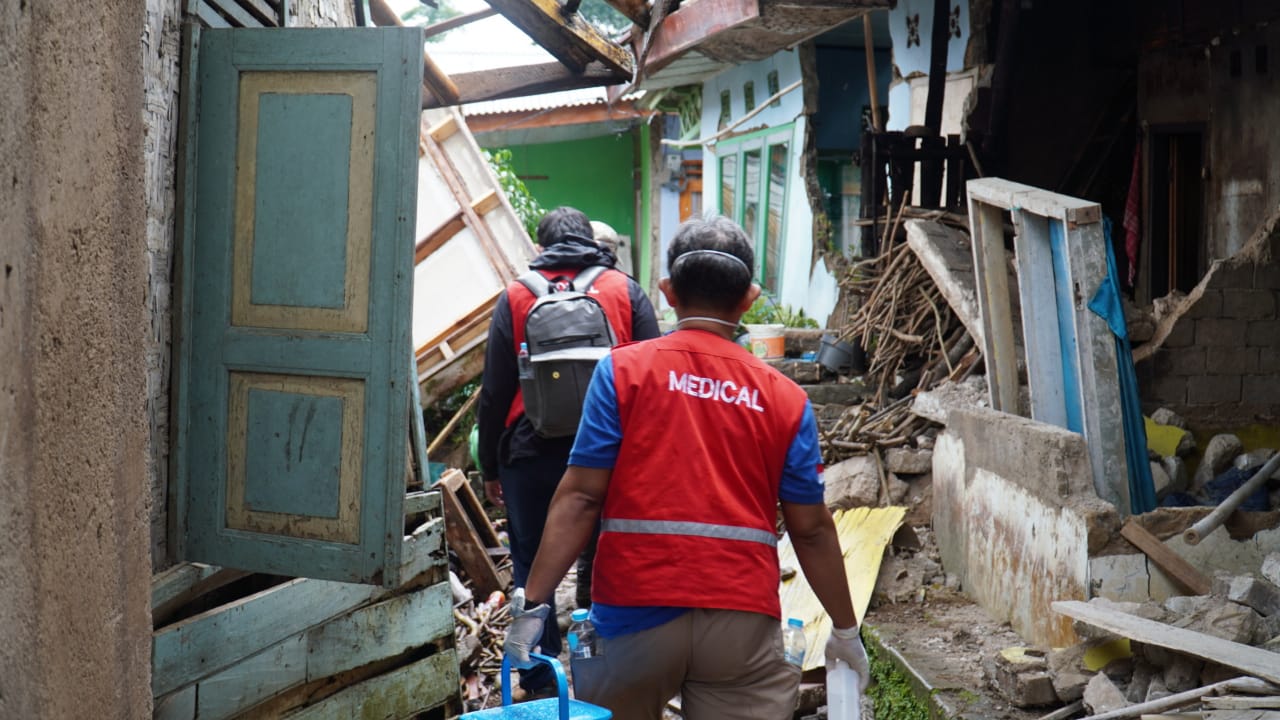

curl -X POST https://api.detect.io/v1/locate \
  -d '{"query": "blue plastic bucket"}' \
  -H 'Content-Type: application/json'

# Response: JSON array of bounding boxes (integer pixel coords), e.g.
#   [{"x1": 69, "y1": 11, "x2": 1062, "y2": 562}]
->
[{"x1": 460, "y1": 653, "x2": 612, "y2": 720}]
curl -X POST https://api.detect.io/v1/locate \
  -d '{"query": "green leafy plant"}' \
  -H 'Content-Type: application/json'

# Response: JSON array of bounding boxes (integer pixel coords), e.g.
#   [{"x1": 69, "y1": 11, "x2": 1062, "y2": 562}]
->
[
  {"x1": 483, "y1": 148, "x2": 544, "y2": 242},
  {"x1": 740, "y1": 296, "x2": 819, "y2": 328}
]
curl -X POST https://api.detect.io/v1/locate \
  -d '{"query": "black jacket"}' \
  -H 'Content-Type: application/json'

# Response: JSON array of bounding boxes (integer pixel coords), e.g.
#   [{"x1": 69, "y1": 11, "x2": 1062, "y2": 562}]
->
[{"x1": 476, "y1": 239, "x2": 660, "y2": 481}]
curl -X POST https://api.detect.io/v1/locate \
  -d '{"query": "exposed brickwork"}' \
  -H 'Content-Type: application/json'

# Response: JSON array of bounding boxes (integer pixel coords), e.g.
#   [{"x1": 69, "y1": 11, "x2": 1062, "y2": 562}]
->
[
  {"x1": 1222, "y1": 289, "x2": 1276, "y2": 320},
  {"x1": 1141, "y1": 246, "x2": 1279, "y2": 426},
  {"x1": 1187, "y1": 374, "x2": 1242, "y2": 406},
  {"x1": 1205, "y1": 345, "x2": 1259, "y2": 375}
]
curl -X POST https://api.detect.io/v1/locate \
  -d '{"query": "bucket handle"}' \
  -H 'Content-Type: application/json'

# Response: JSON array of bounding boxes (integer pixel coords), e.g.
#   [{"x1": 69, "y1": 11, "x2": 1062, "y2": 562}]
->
[{"x1": 501, "y1": 652, "x2": 571, "y2": 720}]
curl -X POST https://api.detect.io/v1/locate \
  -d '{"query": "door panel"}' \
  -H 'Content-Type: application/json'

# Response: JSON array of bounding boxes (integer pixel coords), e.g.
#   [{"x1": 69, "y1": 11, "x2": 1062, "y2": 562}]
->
[{"x1": 177, "y1": 27, "x2": 423, "y2": 585}]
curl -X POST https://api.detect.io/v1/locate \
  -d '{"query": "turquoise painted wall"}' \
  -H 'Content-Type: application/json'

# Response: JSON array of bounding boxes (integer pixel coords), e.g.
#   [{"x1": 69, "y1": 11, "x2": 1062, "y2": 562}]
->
[{"x1": 503, "y1": 133, "x2": 637, "y2": 243}]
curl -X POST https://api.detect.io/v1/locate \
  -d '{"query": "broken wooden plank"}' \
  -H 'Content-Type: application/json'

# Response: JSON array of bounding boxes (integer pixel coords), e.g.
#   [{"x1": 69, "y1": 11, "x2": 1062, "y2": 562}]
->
[
  {"x1": 424, "y1": 59, "x2": 627, "y2": 109},
  {"x1": 966, "y1": 177, "x2": 1102, "y2": 226},
  {"x1": 1205, "y1": 697, "x2": 1280, "y2": 709},
  {"x1": 196, "y1": 635, "x2": 308, "y2": 720},
  {"x1": 152, "y1": 562, "x2": 222, "y2": 610},
  {"x1": 305, "y1": 582, "x2": 453, "y2": 681},
  {"x1": 1120, "y1": 520, "x2": 1212, "y2": 596},
  {"x1": 482, "y1": 0, "x2": 634, "y2": 75},
  {"x1": 434, "y1": 473, "x2": 508, "y2": 597},
  {"x1": 155, "y1": 685, "x2": 197, "y2": 720},
  {"x1": 404, "y1": 490, "x2": 441, "y2": 515},
  {"x1": 281, "y1": 651, "x2": 459, "y2": 719},
  {"x1": 966, "y1": 194, "x2": 1020, "y2": 413},
  {"x1": 1053, "y1": 601, "x2": 1280, "y2": 685},
  {"x1": 154, "y1": 519, "x2": 445, "y2": 697},
  {"x1": 153, "y1": 567, "x2": 252, "y2": 627}
]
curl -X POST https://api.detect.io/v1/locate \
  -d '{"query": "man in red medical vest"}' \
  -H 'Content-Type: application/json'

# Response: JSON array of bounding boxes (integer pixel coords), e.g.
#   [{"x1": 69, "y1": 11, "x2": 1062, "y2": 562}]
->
[
  {"x1": 505, "y1": 216, "x2": 870, "y2": 718},
  {"x1": 477, "y1": 206, "x2": 659, "y2": 698}
]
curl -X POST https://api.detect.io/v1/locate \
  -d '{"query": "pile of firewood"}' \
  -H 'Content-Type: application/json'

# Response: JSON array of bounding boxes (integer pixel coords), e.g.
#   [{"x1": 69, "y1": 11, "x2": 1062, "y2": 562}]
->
[
  {"x1": 822, "y1": 208, "x2": 981, "y2": 462},
  {"x1": 455, "y1": 584, "x2": 512, "y2": 711}
]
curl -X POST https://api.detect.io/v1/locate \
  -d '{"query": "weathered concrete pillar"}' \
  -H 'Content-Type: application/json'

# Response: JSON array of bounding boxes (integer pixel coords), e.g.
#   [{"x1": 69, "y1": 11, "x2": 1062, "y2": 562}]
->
[{"x1": 0, "y1": 0, "x2": 152, "y2": 717}]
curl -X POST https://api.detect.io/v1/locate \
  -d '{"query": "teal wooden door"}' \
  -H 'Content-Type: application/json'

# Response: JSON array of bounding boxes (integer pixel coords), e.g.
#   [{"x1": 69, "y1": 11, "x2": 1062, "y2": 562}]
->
[{"x1": 176, "y1": 27, "x2": 423, "y2": 585}]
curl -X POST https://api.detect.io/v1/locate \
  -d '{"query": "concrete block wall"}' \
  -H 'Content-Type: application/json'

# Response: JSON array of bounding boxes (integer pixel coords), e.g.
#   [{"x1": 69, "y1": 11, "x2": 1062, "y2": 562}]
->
[
  {"x1": 1138, "y1": 231, "x2": 1280, "y2": 427},
  {"x1": 933, "y1": 407, "x2": 1120, "y2": 648}
]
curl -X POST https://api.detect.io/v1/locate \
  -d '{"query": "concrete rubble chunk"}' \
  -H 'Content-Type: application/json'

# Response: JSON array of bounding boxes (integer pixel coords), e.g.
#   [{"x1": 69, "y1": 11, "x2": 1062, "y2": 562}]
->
[
  {"x1": 986, "y1": 646, "x2": 1059, "y2": 707},
  {"x1": 1193, "y1": 434, "x2": 1245, "y2": 490},
  {"x1": 823, "y1": 455, "x2": 880, "y2": 508},
  {"x1": 1126, "y1": 659, "x2": 1156, "y2": 703},
  {"x1": 1150, "y1": 408, "x2": 1188, "y2": 430},
  {"x1": 1150, "y1": 461, "x2": 1172, "y2": 497},
  {"x1": 1161, "y1": 654, "x2": 1203, "y2": 693},
  {"x1": 1225, "y1": 576, "x2": 1280, "y2": 617},
  {"x1": 1235, "y1": 448, "x2": 1279, "y2": 476},
  {"x1": 884, "y1": 447, "x2": 934, "y2": 475},
  {"x1": 1144, "y1": 677, "x2": 1170, "y2": 703},
  {"x1": 1048, "y1": 644, "x2": 1093, "y2": 702},
  {"x1": 1161, "y1": 456, "x2": 1189, "y2": 495},
  {"x1": 1262, "y1": 553, "x2": 1280, "y2": 587},
  {"x1": 910, "y1": 375, "x2": 988, "y2": 425},
  {"x1": 885, "y1": 473, "x2": 910, "y2": 505},
  {"x1": 1083, "y1": 672, "x2": 1129, "y2": 715}
]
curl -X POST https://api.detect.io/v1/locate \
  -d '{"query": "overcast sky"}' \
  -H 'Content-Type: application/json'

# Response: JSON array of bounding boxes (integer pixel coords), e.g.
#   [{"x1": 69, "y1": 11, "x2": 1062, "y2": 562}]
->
[{"x1": 387, "y1": 0, "x2": 552, "y2": 73}]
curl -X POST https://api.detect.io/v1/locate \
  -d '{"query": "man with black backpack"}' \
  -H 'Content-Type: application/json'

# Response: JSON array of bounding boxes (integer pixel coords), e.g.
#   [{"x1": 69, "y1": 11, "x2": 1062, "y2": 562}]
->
[{"x1": 477, "y1": 206, "x2": 660, "y2": 699}]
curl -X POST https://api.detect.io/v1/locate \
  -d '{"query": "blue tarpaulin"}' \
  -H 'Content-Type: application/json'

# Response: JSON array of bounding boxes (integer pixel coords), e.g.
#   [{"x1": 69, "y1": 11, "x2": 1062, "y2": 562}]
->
[{"x1": 1088, "y1": 218, "x2": 1157, "y2": 514}]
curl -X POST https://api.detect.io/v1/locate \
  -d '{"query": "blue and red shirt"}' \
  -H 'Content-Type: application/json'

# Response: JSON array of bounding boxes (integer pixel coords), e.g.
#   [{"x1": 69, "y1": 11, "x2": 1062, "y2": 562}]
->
[{"x1": 569, "y1": 328, "x2": 824, "y2": 637}]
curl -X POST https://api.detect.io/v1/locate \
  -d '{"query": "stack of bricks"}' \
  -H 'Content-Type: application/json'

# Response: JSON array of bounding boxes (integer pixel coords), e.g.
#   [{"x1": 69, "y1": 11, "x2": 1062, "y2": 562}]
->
[{"x1": 1138, "y1": 233, "x2": 1280, "y2": 426}]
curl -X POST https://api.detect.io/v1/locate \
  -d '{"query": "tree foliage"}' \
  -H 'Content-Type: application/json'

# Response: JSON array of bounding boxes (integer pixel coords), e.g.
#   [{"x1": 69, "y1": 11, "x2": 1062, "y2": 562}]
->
[
  {"x1": 483, "y1": 148, "x2": 545, "y2": 242},
  {"x1": 400, "y1": 1, "x2": 463, "y2": 42},
  {"x1": 577, "y1": 0, "x2": 631, "y2": 36}
]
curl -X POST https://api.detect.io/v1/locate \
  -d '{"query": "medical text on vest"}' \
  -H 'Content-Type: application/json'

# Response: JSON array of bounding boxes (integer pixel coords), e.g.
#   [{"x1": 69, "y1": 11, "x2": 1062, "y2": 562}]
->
[{"x1": 667, "y1": 371, "x2": 765, "y2": 412}]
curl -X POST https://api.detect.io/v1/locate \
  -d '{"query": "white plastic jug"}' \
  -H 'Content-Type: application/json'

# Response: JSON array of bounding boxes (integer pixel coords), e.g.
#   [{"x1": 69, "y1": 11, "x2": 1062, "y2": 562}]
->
[{"x1": 826, "y1": 659, "x2": 861, "y2": 720}]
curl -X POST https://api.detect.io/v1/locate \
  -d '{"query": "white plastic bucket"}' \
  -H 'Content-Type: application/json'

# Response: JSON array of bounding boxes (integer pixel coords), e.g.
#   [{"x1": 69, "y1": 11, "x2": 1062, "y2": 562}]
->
[{"x1": 745, "y1": 323, "x2": 786, "y2": 359}]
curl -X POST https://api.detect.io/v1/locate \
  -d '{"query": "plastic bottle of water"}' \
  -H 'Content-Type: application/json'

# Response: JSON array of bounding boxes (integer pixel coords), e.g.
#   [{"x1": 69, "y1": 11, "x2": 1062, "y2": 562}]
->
[
  {"x1": 827, "y1": 658, "x2": 862, "y2": 720},
  {"x1": 782, "y1": 618, "x2": 806, "y2": 666},
  {"x1": 517, "y1": 341, "x2": 531, "y2": 379},
  {"x1": 567, "y1": 608, "x2": 596, "y2": 659}
]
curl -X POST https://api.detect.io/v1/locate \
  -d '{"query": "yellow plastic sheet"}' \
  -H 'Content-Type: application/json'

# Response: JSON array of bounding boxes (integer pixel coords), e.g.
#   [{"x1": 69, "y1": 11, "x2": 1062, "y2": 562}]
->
[
  {"x1": 1144, "y1": 416, "x2": 1189, "y2": 459},
  {"x1": 777, "y1": 506, "x2": 907, "y2": 671}
]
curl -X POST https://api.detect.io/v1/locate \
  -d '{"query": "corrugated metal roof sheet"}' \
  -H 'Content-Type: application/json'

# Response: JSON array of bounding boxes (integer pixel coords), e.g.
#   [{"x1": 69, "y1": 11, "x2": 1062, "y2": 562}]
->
[{"x1": 463, "y1": 87, "x2": 612, "y2": 116}]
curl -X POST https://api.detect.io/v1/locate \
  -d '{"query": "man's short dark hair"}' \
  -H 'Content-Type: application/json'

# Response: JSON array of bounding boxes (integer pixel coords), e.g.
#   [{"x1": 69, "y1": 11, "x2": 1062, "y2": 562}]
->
[
  {"x1": 536, "y1": 206, "x2": 594, "y2": 247},
  {"x1": 666, "y1": 216, "x2": 755, "y2": 313}
]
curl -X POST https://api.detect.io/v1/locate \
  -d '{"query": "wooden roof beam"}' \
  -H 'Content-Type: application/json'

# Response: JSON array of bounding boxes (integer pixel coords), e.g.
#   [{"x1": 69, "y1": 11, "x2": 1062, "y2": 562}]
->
[
  {"x1": 599, "y1": 0, "x2": 650, "y2": 28},
  {"x1": 641, "y1": 0, "x2": 759, "y2": 76},
  {"x1": 368, "y1": 0, "x2": 462, "y2": 106},
  {"x1": 423, "y1": 60, "x2": 629, "y2": 109},
  {"x1": 481, "y1": 0, "x2": 634, "y2": 76}
]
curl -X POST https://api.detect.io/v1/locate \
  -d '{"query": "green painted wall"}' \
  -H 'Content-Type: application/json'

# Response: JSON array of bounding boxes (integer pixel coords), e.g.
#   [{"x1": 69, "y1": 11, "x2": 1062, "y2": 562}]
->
[{"x1": 503, "y1": 133, "x2": 637, "y2": 244}]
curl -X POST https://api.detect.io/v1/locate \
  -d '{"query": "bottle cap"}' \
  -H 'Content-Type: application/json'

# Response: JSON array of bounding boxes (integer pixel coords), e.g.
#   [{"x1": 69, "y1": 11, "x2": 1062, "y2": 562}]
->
[
  {"x1": 788, "y1": 618, "x2": 803, "y2": 628},
  {"x1": 571, "y1": 608, "x2": 589, "y2": 623}
]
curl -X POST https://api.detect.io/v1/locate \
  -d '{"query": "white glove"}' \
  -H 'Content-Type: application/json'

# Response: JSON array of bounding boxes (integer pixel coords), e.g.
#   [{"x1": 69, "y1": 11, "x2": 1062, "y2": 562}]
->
[
  {"x1": 825, "y1": 625, "x2": 871, "y2": 691},
  {"x1": 504, "y1": 587, "x2": 551, "y2": 669}
]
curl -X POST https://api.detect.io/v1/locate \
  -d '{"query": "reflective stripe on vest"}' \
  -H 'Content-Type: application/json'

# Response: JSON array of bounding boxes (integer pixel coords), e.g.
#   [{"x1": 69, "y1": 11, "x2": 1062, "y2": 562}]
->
[{"x1": 601, "y1": 518, "x2": 778, "y2": 547}]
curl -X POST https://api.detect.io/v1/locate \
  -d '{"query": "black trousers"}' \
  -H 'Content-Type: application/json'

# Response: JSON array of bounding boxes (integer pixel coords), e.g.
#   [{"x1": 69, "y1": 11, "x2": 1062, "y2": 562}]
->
[{"x1": 500, "y1": 451, "x2": 568, "y2": 691}]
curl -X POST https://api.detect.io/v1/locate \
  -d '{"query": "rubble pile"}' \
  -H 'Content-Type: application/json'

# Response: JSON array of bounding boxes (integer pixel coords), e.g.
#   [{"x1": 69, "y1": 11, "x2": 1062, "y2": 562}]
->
[
  {"x1": 1145, "y1": 408, "x2": 1280, "y2": 512},
  {"x1": 820, "y1": 233, "x2": 980, "y2": 465},
  {"x1": 985, "y1": 575, "x2": 1280, "y2": 718}
]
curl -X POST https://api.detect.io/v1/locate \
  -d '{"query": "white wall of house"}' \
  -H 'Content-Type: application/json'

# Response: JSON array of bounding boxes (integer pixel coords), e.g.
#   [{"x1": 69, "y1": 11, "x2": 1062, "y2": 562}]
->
[
  {"x1": 699, "y1": 50, "x2": 838, "y2": 326},
  {"x1": 885, "y1": 0, "x2": 972, "y2": 132}
]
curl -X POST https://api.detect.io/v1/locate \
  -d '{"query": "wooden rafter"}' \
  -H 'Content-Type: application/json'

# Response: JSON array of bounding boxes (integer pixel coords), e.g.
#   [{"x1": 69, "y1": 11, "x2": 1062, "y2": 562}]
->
[
  {"x1": 641, "y1": 0, "x2": 759, "y2": 75},
  {"x1": 481, "y1": 0, "x2": 634, "y2": 75},
  {"x1": 368, "y1": 0, "x2": 462, "y2": 106},
  {"x1": 599, "y1": 0, "x2": 650, "y2": 28},
  {"x1": 422, "y1": 60, "x2": 628, "y2": 109}
]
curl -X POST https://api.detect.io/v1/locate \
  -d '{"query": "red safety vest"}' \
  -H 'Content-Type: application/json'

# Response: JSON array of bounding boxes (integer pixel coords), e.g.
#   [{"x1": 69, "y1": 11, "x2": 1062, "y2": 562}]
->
[
  {"x1": 591, "y1": 329, "x2": 811, "y2": 619},
  {"x1": 503, "y1": 267, "x2": 635, "y2": 427}
]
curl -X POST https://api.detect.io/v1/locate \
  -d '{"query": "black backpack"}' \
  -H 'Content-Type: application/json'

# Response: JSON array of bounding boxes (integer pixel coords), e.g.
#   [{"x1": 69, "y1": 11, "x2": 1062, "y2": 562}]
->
[{"x1": 517, "y1": 266, "x2": 617, "y2": 438}]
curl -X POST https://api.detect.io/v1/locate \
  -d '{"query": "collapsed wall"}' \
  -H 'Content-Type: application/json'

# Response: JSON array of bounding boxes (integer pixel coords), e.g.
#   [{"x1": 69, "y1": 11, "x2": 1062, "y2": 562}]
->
[
  {"x1": 933, "y1": 407, "x2": 1120, "y2": 647},
  {"x1": 1135, "y1": 211, "x2": 1280, "y2": 428}
]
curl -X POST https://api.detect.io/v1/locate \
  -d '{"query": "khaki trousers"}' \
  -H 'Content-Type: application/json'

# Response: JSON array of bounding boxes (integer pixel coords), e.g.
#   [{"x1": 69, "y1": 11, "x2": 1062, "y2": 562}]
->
[{"x1": 571, "y1": 609, "x2": 800, "y2": 720}]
